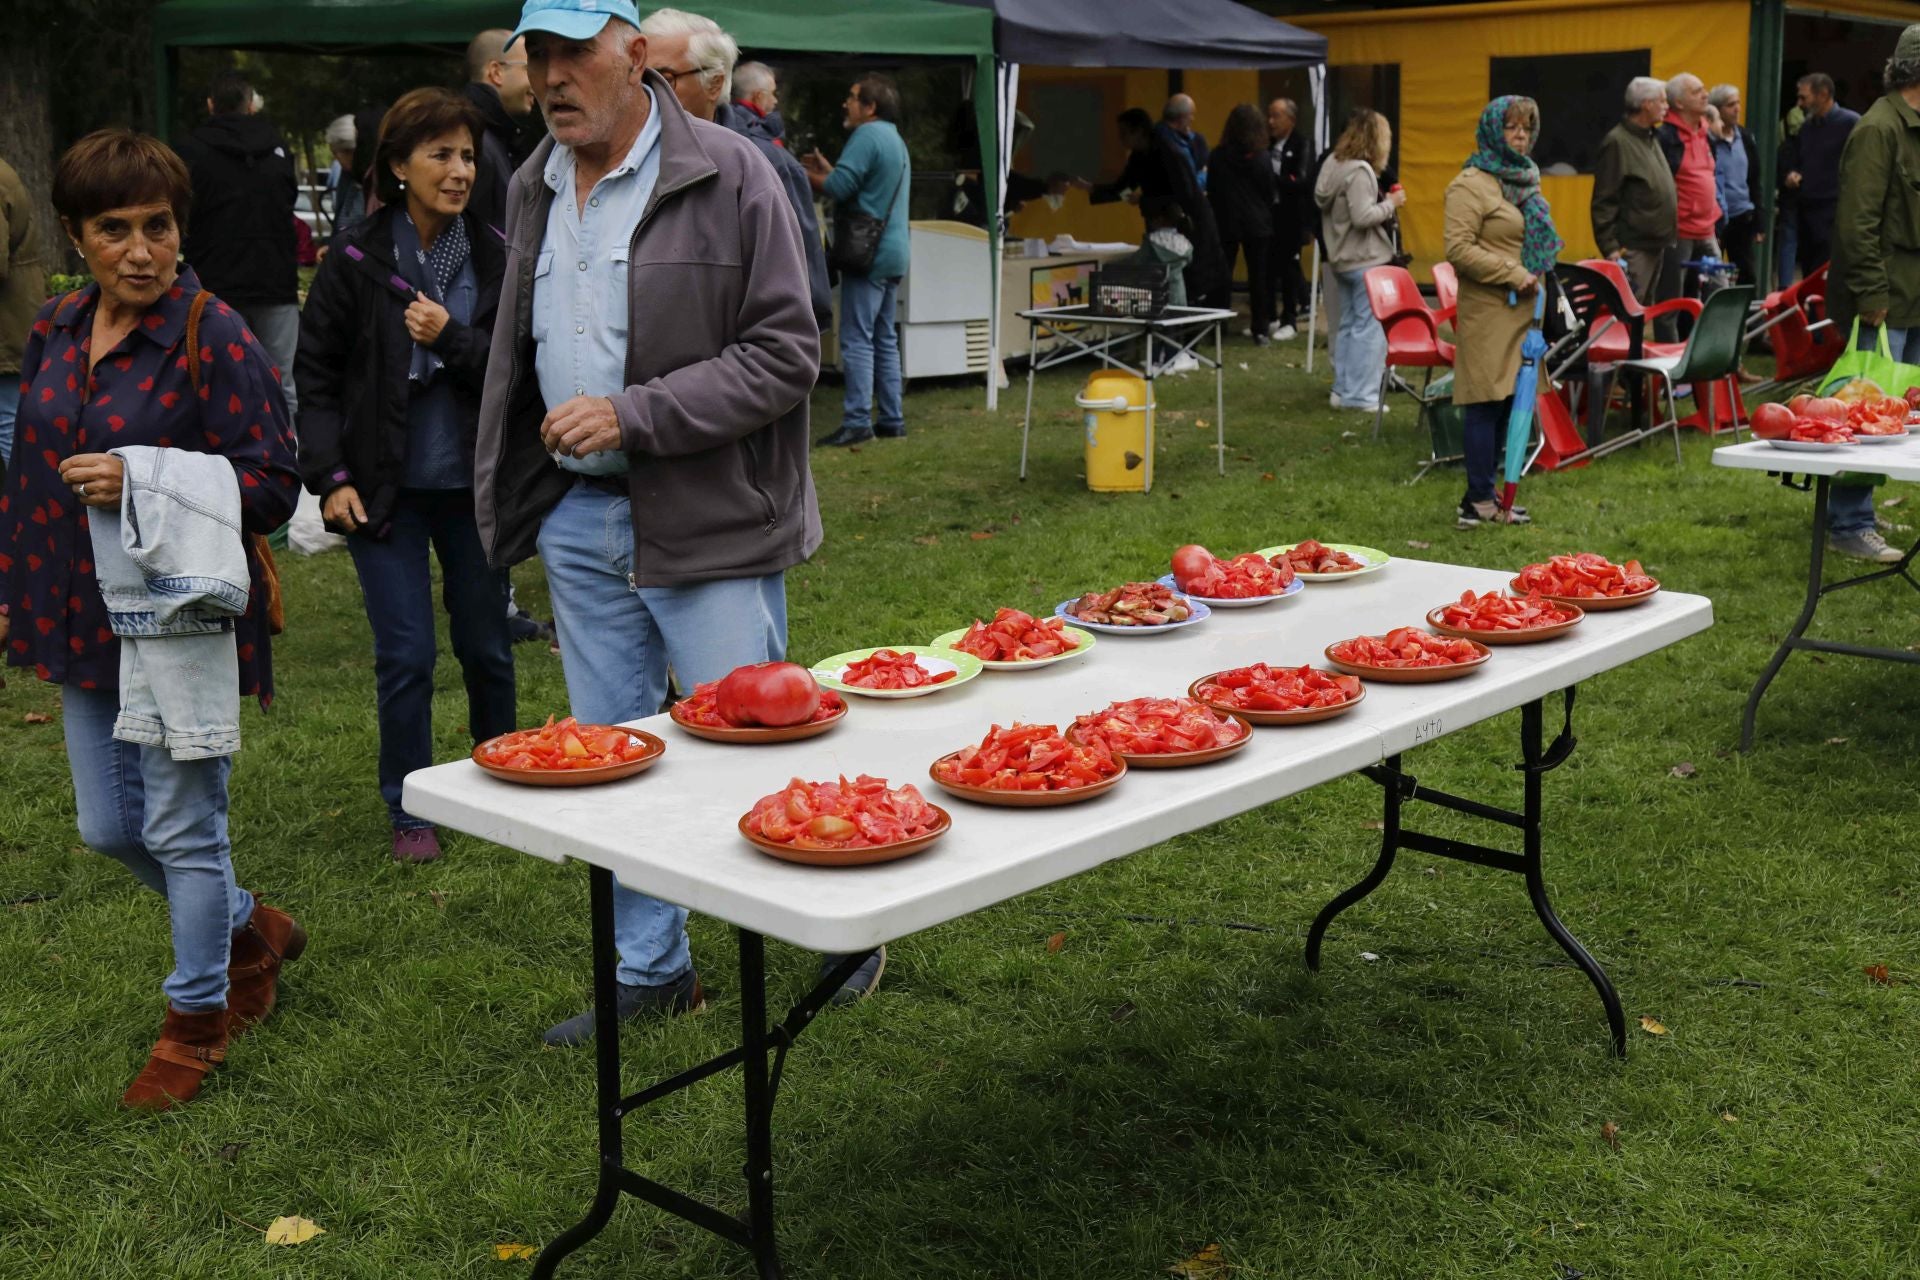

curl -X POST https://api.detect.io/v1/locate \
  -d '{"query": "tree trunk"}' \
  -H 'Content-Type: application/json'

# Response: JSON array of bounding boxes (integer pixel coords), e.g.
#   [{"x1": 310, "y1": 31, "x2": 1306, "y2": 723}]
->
[{"x1": 0, "y1": 29, "x2": 64, "y2": 277}]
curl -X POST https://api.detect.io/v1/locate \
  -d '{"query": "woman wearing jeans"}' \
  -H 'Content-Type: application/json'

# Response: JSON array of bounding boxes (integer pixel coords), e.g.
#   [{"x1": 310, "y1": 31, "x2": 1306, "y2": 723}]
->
[
  {"x1": 0, "y1": 130, "x2": 305, "y2": 1109},
  {"x1": 296, "y1": 88, "x2": 516, "y2": 863},
  {"x1": 1314, "y1": 109, "x2": 1402, "y2": 411},
  {"x1": 1444, "y1": 96, "x2": 1563, "y2": 529}
]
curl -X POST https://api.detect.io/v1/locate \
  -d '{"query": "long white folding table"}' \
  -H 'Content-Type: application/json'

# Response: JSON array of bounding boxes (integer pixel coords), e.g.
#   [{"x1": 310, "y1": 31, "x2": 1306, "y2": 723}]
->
[
  {"x1": 1713, "y1": 438, "x2": 1920, "y2": 749},
  {"x1": 404, "y1": 558, "x2": 1712, "y2": 1278}
]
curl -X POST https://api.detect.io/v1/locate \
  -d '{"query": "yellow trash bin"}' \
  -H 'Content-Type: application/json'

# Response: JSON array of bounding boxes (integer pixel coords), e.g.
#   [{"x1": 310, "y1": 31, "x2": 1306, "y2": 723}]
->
[{"x1": 1076, "y1": 370, "x2": 1153, "y2": 493}]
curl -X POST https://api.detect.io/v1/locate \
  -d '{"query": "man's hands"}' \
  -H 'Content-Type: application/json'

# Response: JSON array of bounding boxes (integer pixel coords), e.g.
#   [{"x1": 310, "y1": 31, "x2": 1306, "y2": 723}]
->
[
  {"x1": 1785, "y1": 170, "x2": 1803, "y2": 189},
  {"x1": 541, "y1": 395, "x2": 623, "y2": 460},
  {"x1": 404, "y1": 292, "x2": 450, "y2": 345},
  {"x1": 801, "y1": 149, "x2": 832, "y2": 192},
  {"x1": 58, "y1": 454, "x2": 125, "y2": 508},
  {"x1": 323, "y1": 484, "x2": 369, "y2": 534},
  {"x1": 1863, "y1": 308, "x2": 1890, "y2": 327}
]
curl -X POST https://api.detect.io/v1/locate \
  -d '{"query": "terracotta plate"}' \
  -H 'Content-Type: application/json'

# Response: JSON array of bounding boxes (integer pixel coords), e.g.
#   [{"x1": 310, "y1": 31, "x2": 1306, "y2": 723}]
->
[
  {"x1": 668, "y1": 696, "x2": 848, "y2": 744},
  {"x1": 927, "y1": 754, "x2": 1129, "y2": 806},
  {"x1": 736, "y1": 805, "x2": 952, "y2": 867},
  {"x1": 1187, "y1": 673, "x2": 1368, "y2": 725},
  {"x1": 1323, "y1": 640, "x2": 1492, "y2": 683},
  {"x1": 1067, "y1": 713, "x2": 1255, "y2": 767},
  {"x1": 1425, "y1": 602, "x2": 1584, "y2": 645},
  {"x1": 472, "y1": 728, "x2": 666, "y2": 786},
  {"x1": 1508, "y1": 577, "x2": 1660, "y2": 612}
]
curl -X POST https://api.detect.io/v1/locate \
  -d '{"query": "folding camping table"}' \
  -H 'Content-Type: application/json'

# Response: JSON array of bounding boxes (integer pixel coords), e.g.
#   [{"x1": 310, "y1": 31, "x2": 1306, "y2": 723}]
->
[
  {"x1": 1713, "y1": 438, "x2": 1920, "y2": 750},
  {"x1": 1016, "y1": 304, "x2": 1237, "y2": 481},
  {"x1": 403, "y1": 559, "x2": 1712, "y2": 1278}
]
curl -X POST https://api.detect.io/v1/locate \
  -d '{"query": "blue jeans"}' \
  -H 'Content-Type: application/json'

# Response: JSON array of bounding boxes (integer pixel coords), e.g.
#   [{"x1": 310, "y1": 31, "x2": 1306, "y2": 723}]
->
[
  {"x1": 537, "y1": 480, "x2": 787, "y2": 987},
  {"x1": 0, "y1": 379, "x2": 19, "y2": 475},
  {"x1": 1332, "y1": 267, "x2": 1387, "y2": 407},
  {"x1": 63, "y1": 684, "x2": 254, "y2": 1012},
  {"x1": 839, "y1": 273, "x2": 903, "y2": 434},
  {"x1": 1461, "y1": 397, "x2": 1512, "y2": 505},
  {"x1": 1830, "y1": 324, "x2": 1920, "y2": 536},
  {"x1": 348, "y1": 490, "x2": 517, "y2": 829}
]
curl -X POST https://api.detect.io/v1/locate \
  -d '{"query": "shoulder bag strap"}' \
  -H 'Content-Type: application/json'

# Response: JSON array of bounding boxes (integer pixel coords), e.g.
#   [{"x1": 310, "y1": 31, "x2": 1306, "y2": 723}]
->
[{"x1": 185, "y1": 290, "x2": 212, "y2": 395}]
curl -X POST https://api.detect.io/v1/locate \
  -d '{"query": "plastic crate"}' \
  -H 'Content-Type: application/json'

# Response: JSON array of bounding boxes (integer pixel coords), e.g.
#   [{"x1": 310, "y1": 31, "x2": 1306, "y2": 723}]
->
[{"x1": 1087, "y1": 264, "x2": 1169, "y2": 319}]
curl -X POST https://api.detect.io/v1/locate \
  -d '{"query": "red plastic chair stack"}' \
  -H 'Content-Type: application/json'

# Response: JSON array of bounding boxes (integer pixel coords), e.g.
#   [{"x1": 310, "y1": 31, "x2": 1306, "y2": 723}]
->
[
  {"x1": 1363, "y1": 265, "x2": 1455, "y2": 439},
  {"x1": 1577, "y1": 258, "x2": 1747, "y2": 433},
  {"x1": 1431, "y1": 261, "x2": 1459, "y2": 336},
  {"x1": 1753, "y1": 264, "x2": 1842, "y2": 390}
]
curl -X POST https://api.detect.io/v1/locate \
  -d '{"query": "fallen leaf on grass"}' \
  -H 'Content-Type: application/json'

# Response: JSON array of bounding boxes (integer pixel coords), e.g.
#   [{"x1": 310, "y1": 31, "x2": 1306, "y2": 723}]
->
[
  {"x1": 1110, "y1": 1000, "x2": 1136, "y2": 1023},
  {"x1": 1882, "y1": 496, "x2": 1905, "y2": 508},
  {"x1": 1721, "y1": 1111, "x2": 1739, "y2": 1123},
  {"x1": 1406, "y1": 539, "x2": 1431, "y2": 550},
  {"x1": 23, "y1": 712, "x2": 51, "y2": 725},
  {"x1": 1259, "y1": 472, "x2": 1275, "y2": 482},
  {"x1": 1045, "y1": 931, "x2": 1066, "y2": 953},
  {"x1": 1360, "y1": 819, "x2": 1385, "y2": 830},
  {"x1": 1639, "y1": 1015, "x2": 1668, "y2": 1036},
  {"x1": 1168, "y1": 1243, "x2": 1230, "y2": 1278},
  {"x1": 1359, "y1": 951, "x2": 1380, "y2": 963},
  {"x1": 1669, "y1": 762, "x2": 1697, "y2": 779},
  {"x1": 913, "y1": 535, "x2": 938, "y2": 546},
  {"x1": 1863, "y1": 963, "x2": 1893, "y2": 985},
  {"x1": 969, "y1": 531, "x2": 995, "y2": 541},
  {"x1": 1600, "y1": 1121, "x2": 1620, "y2": 1150},
  {"x1": 1826, "y1": 737, "x2": 1849, "y2": 746},
  {"x1": 494, "y1": 1243, "x2": 536, "y2": 1261},
  {"x1": 429, "y1": 890, "x2": 449, "y2": 910},
  {"x1": 265, "y1": 1216, "x2": 326, "y2": 1246},
  {"x1": 1196, "y1": 419, "x2": 1210, "y2": 430},
  {"x1": 216, "y1": 1142, "x2": 248, "y2": 1164}
]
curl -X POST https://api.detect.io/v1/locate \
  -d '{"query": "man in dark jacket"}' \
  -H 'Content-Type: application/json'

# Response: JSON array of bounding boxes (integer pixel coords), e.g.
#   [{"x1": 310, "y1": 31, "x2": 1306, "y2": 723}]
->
[
  {"x1": 1591, "y1": 76, "x2": 1677, "y2": 312},
  {"x1": 1785, "y1": 72, "x2": 1860, "y2": 276},
  {"x1": 176, "y1": 68, "x2": 301, "y2": 422},
  {"x1": 1266, "y1": 97, "x2": 1309, "y2": 340},
  {"x1": 463, "y1": 28, "x2": 540, "y2": 238},
  {"x1": 1093, "y1": 108, "x2": 1227, "y2": 309},
  {"x1": 477, "y1": 0, "x2": 872, "y2": 1042}
]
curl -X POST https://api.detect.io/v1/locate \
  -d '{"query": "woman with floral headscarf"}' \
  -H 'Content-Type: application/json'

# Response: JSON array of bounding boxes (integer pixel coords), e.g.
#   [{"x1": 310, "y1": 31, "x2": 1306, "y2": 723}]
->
[{"x1": 1444, "y1": 95, "x2": 1563, "y2": 529}]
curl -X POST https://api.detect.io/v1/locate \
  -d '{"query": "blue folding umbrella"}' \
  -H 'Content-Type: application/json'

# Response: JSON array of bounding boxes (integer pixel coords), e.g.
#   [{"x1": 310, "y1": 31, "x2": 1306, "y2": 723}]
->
[{"x1": 1499, "y1": 287, "x2": 1549, "y2": 518}]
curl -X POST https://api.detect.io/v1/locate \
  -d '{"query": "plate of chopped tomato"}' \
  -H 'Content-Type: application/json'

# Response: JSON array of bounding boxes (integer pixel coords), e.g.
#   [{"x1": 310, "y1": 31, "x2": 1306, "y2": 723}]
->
[
  {"x1": 1165, "y1": 545, "x2": 1301, "y2": 605},
  {"x1": 1068, "y1": 697, "x2": 1253, "y2": 767},
  {"x1": 1324, "y1": 628, "x2": 1491, "y2": 683},
  {"x1": 1154, "y1": 571, "x2": 1303, "y2": 608},
  {"x1": 472, "y1": 717, "x2": 666, "y2": 785},
  {"x1": 1510, "y1": 553, "x2": 1659, "y2": 610},
  {"x1": 1254, "y1": 539, "x2": 1390, "y2": 580},
  {"x1": 670, "y1": 682, "x2": 848, "y2": 743},
  {"x1": 1056, "y1": 581, "x2": 1211, "y2": 634},
  {"x1": 1187, "y1": 663, "x2": 1367, "y2": 725},
  {"x1": 1426, "y1": 590, "x2": 1584, "y2": 644},
  {"x1": 811, "y1": 646, "x2": 983, "y2": 699},
  {"x1": 929, "y1": 722, "x2": 1127, "y2": 806},
  {"x1": 931, "y1": 607, "x2": 1096, "y2": 670},
  {"x1": 739, "y1": 774, "x2": 951, "y2": 867}
]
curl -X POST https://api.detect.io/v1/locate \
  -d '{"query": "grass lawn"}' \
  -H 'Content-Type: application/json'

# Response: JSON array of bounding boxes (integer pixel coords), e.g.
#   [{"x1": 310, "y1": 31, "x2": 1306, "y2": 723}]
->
[{"x1": 3, "y1": 345, "x2": 1917, "y2": 1279}]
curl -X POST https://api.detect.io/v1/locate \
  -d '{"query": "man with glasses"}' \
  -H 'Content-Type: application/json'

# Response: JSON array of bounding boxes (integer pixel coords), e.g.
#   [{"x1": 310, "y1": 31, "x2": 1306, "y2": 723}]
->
[{"x1": 465, "y1": 28, "x2": 540, "y2": 237}]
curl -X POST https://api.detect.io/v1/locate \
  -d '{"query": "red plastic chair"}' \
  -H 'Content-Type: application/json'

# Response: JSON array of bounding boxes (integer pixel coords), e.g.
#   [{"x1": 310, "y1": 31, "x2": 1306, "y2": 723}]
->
[
  {"x1": 1431, "y1": 261, "x2": 1460, "y2": 317},
  {"x1": 1749, "y1": 263, "x2": 1841, "y2": 394},
  {"x1": 1578, "y1": 258, "x2": 1695, "y2": 365},
  {"x1": 1364, "y1": 265, "x2": 1455, "y2": 440}
]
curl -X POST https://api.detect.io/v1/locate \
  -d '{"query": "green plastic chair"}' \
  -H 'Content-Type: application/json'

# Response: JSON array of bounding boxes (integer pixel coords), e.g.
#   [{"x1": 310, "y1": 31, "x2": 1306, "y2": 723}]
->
[{"x1": 1584, "y1": 285, "x2": 1754, "y2": 464}]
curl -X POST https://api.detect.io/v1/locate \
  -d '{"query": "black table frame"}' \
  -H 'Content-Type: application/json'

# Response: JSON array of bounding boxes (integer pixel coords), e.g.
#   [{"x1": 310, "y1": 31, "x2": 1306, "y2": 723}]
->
[
  {"x1": 1740, "y1": 473, "x2": 1920, "y2": 752},
  {"x1": 534, "y1": 692, "x2": 1624, "y2": 1276}
]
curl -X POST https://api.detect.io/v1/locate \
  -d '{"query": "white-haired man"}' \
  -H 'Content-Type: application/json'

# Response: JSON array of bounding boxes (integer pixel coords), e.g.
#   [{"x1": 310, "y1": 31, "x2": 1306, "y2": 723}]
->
[
  {"x1": 1591, "y1": 76, "x2": 1677, "y2": 307},
  {"x1": 475, "y1": 0, "x2": 880, "y2": 1045},
  {"x1": 1656, "y1": 72, "x2": 1722, "y2": 334}
]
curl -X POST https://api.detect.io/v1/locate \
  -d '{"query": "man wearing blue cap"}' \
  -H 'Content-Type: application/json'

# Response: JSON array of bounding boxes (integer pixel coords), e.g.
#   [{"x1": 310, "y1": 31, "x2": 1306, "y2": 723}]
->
[{"x1": 474, "y1": 0, "x2": 879, "y2": 1044}]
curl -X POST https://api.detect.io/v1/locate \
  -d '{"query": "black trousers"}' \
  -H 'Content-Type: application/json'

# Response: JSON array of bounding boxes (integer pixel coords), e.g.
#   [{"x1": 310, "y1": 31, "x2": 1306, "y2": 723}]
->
[
  {"x1": 1721, "y1": 210, "x2": 1758, "y2": 286},
  {"x1": 1220, "y1": 235, "x2": 1274, "y2": 338},
  {"x1": 1797, "y1": 199, "x2": 1836, "y2": 278},
  {"x1": 1271, "y1": 233, "x2": 1309, "y2": 327}
]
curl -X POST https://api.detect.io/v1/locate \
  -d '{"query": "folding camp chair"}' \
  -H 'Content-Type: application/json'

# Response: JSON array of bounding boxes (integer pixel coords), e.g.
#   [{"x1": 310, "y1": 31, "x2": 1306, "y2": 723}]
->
[
  {"x1": 1746, "y1": 264, "x2": 1841, "y2": 398},
  {"x1": 1364, "y1": 264, "x2": 1455, "y2": 441},
  {"x1": 1560, "y1": 286, "x2": 1754, "y2": 465}
]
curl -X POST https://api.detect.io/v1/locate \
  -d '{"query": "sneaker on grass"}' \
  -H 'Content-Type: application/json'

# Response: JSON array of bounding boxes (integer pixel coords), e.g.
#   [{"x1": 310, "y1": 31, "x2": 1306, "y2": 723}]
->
[
  {"x1": 1829, "y1": 529, "x2": 1903, "y2": 563},
  {"x1": 543, "y1": 969, "x2": 706, "y2": 1047}
]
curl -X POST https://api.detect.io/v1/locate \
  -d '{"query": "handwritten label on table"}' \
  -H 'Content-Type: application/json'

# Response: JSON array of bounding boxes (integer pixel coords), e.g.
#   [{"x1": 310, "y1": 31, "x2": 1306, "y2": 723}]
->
[{"x1": 1412, "y1": 715, "x2": 1444, "y2": 744}]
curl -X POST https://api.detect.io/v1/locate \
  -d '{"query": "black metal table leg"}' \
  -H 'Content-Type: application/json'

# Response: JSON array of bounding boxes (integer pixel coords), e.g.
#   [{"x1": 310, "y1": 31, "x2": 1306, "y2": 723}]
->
[
  {"x1": 1305, "y1": 692, "x2": 1625, "y2": 1056},
  {"x1": 738, "y1": 930, "x2": 783, "y2": 1280}
]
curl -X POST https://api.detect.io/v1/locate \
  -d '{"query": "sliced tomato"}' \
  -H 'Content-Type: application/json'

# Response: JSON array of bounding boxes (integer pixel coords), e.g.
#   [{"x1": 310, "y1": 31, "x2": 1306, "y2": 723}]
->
[
  {"x1": 744, "y1": 775, "x2": 940, "y2": 848},
  {"x1": 1514, "y1": 553, "x2": 1658, "y2": 598},
  {"x1": 1192, "y1": 664, "x2": 1360, "y2": 711},
  {"x1": 1329, "y1": 630, "x2": 1483, "y2": 669},
  {"x1": 478, "y1": 717, "x2": 647, "y2": 770},
  {"x1": 841, "y1": 649, "x2": 951, "y2": 690},
  {"x1": 1436, "y1": 590, "x2": 1578, "y2": 632},
  {"x1": 953, "y1": 607, "x2": 1084, "y2": 661},
  {"x1": 933, "y1": 722, "x2": 1122, "y2": 790}
]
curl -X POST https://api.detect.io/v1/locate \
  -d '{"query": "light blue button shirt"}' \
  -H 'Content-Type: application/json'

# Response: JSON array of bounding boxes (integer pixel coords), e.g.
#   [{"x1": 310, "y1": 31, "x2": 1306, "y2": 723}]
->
[{"x1": 532, "y1": 87, "x2": 664, "y2": 476}]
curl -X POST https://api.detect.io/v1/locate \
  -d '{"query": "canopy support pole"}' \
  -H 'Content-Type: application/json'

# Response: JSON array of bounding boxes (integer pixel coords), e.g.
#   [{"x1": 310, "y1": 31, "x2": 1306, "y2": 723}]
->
[
  {"x1": 986, "y1": 60, "x2": 1019, "y2": 411},
  {"x1": 1304, "y1": 63, "x2": 1328, "y2": 374}
]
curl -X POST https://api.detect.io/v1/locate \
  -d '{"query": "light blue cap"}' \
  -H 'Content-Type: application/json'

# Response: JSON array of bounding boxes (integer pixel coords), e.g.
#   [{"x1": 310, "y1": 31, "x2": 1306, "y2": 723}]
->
[{"x1": 506, "y1": 0, "x2": 642, "y2": 48}]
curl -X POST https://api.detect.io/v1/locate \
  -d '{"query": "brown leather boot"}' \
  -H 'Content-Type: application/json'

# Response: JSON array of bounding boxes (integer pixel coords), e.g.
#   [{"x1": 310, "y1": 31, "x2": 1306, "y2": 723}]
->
[
  {"x1": 226, "y1": 899, "x2": 307, "y2": 1035},
  {"x1": 122, "y1": 1006, "x2": 228, "y2": 1111}
]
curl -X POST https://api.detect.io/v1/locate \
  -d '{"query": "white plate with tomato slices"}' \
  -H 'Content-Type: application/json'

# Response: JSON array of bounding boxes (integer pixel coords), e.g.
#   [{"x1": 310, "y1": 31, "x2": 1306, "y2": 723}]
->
[
  {"x1": 1254, "y1": 541, "x2": 1391, "y2": 580},
  {"x1": 810, "y1": 645, "x2": 983, "y2": 699},
  {"x1": 1850, "y1": 426, "x2": 1910, "y2": 444},
  {"x1": 928, "y1": 623, "x2": 1097, "y2": 671},
  {"x1": 1153, "y1": 573, "x2": 1304, "y2": 609},
  {"x1": 1763, "y1": 437, "x2": 1852, "y2": 452}
]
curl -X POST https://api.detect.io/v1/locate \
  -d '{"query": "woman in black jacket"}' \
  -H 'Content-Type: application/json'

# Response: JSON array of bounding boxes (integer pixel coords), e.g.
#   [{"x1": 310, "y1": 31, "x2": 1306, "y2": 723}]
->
[
  {"x1": 1208, "y1": 104, "x2": 1279, "y2": 345},
  {"x1": 295, "y1": 87, "x2": 515, "y2": 864}
]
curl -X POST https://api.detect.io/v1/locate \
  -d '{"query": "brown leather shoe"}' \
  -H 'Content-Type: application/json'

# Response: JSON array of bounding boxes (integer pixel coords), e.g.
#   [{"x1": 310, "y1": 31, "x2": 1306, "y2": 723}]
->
[
  {"x1": 122, "y1": 1006, "x2": 228, "y2": 1111},
  {"x1": 226, "y1": 899, "x2": 307, "y2": 1035}
]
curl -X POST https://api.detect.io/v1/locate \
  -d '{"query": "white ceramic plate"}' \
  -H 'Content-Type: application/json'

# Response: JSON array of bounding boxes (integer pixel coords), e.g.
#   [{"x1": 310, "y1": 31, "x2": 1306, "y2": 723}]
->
[
  {"x1": 1152, "y1": 573, "x2": 1304, "y2": 608},
  {"x1": 927, "y1": 625, "x2": 1097, "y2": 670},
  {"x1": 1253, "y1": 542, "x2": 1392, "y2": 579},
  {"x1": 1764, "y1": 438, "x2": 1850, "y2": 452},
  {"x1": 1053, "y1": 596, "x2": 1213, "y2": 636}
]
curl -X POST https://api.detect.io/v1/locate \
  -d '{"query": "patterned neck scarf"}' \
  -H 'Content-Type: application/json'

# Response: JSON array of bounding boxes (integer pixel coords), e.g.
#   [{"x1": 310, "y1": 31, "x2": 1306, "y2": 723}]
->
[
  {"x1": 404, "y1": 209, "x2": 470, "y2": 305},
  {"x1": 1465, "y1": 96, "x2": 1563, "y2": 276}
]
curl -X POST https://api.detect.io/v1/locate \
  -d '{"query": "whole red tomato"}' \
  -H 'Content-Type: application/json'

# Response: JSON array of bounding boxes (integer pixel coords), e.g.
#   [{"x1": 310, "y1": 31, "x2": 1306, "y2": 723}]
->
[
  {"x1": 1804, "y1": 397, "x2": 1849, "y2": 423},
  {"x1": 715, "y1": 662, "x2": 820, "y2": 727},
  {"x1": 1905, "y1": 386, "x2": 1920, "y2": 409},
  {"x1": 1170, "y1": 544, "x2": 1217, "y2": 591},
  {"x1": 1751, "y1": 402, "x2": 1795, "y2": 439},
  {"x1": 1788, "y1": 393, "x2": 1814, "y2": 415}
]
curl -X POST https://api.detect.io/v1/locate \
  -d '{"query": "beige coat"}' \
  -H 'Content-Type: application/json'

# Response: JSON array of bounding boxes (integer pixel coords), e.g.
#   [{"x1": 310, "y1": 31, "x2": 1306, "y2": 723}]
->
[{"x1": 1444, "y1": 167, "x2": 1536, "y2": 405}]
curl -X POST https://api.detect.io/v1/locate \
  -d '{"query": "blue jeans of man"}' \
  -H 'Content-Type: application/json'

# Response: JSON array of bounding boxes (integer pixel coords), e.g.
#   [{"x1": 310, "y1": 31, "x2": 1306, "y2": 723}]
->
[
  {"x1": 1829, "y1": 324, "x2": 1920, "y2": 537},
  {"x1": 348, "y1": 489, "x2": 517, "y2": 829},
  {"x1": 839, "y1": 273, "x2": 903, "y2": 435},
  {"x1": 0, "y1": 379, "x2": 19, "y2": 477},
  {"x1": 538, "y1": 480, "x2": 787, "y2": 987},
  {"x1": 1332, "y1": 267, "x2": 1387, "y2": 407},
  {"x1": 63, "y1": 683, "x2": 254, "y2": 1012},
  {"x1": 1461, "y1": 397, "x2": 1513, "y2": 505}
]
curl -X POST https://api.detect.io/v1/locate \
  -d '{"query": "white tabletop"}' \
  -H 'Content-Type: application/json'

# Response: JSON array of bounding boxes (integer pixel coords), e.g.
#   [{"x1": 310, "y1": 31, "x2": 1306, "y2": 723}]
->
[
  {"x1": 403, "y1": 559, "x2": 1712, "y2": 953},
  {"x1": 1713, "y1": 437, "x2": 1920, "y2": 480}
]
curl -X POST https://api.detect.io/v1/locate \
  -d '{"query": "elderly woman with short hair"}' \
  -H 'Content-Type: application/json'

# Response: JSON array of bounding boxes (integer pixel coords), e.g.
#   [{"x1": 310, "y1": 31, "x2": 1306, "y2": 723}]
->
[{"x1": 0, "y1": 129, "x2": 305, "y2": 1110}]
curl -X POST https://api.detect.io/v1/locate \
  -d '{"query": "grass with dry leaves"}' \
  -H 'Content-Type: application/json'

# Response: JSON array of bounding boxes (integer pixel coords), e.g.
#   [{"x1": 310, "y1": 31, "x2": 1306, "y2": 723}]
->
[{"x1": 3, "y1": 344, "x2": 1918, "y2": 1279}]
